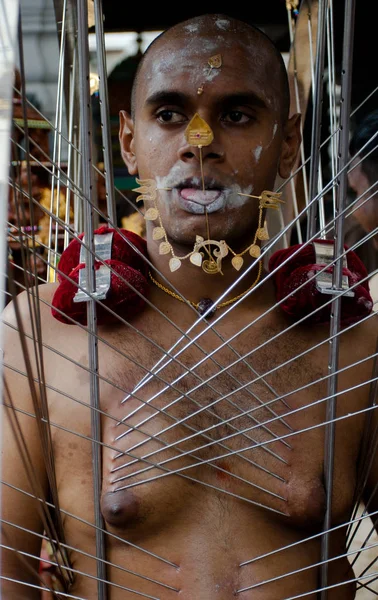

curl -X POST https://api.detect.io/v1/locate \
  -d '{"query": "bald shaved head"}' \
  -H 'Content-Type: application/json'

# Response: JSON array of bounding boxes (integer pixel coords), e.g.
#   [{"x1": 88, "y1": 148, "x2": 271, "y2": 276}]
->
[{"x1": 131, "y1": 13, "x2": 290, "y2": 122}]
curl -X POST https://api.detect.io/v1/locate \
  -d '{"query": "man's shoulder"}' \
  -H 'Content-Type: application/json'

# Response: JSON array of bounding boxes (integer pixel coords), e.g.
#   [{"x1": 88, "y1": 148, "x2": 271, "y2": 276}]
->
[{"x1": 2, "y1": 282, "x2": 59, "y2": 339}]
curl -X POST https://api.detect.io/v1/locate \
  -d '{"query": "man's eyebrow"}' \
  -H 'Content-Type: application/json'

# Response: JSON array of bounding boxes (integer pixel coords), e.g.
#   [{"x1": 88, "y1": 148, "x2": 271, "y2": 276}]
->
[
  {"x1": 145, "y1": 91, "x2": 188, "y2": 107},
  {"x1": 144, "y1": 90, "x2": 269, "y2": 111},
  {"x1": 217, "y1": 92, "x2": 268, "y2": 110}
]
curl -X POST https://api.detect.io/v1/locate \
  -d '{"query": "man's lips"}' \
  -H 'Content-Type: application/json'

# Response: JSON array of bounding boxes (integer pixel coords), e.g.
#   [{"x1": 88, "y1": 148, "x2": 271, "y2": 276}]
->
[
  {"x1": 179, "y1": 188, "x2": 222, "y2": 206},
  {"x1": 175, "y1": 187, "x2": 225, "y2": 214}
]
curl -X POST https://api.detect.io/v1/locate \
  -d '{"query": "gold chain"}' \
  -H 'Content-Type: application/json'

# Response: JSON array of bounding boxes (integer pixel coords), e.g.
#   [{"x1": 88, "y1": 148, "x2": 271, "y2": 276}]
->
[{"x1": 148, "y1": 261, "x2": 263, "y2": 311}]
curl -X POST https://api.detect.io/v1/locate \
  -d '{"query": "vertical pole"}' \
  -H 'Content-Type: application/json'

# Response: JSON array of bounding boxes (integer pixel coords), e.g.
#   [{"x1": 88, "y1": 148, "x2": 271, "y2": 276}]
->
[
  {"x1": 306, "y1": 0, "x2": 327, "y2": 240},
  {"x1": 320, "y1": 0, "x2": 356, "y2": 596},
  {"x1": 93, "y1": 0, "x2": 116, "y2": 226},
  {"x1": 0, "y1": 0, "x2": 20, "y2": 566},
  {"x1": 76, "y1": 0, "x2": 107, "y2": 596}
]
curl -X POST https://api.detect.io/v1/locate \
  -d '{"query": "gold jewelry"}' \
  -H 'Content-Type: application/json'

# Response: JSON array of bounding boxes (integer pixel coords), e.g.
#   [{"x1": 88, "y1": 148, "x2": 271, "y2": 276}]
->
[
  {"x1": 226, "y1": 190, "x2": 284, "y2": 271},
  {"x1": 133, "y1": 112, "x2": 283, "y2": 277},
  {"x1": 133, "y1": 177, "x2": 283, "y2": 275},
  {"x1": 185, "y1": 113, "x2": 214, "y2": 147},
  {"x1": 148, "y1": 260, "x2": 263, "y2": 318},
  {"x1": 197, "y1": 54, "x2": 222, "y2": 95}
]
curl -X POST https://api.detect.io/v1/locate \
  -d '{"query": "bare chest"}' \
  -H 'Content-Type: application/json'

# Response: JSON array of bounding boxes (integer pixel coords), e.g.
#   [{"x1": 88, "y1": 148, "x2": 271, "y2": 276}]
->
[{"x1": 49, "y1": 313, "x2": 368, "y2": 541}]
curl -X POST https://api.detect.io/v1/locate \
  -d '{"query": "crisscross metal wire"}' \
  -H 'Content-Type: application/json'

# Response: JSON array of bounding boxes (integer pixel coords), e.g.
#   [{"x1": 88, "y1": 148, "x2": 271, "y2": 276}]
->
[{"x1": 1, "y1": 0, "x2": 378, "y2": 598}]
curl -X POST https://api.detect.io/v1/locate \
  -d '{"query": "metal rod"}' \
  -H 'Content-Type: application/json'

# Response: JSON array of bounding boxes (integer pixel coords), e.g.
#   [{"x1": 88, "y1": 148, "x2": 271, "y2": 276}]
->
[
  {"x1": 64, "y1": 47, "x2": 76, "y2": 249},
  {"x1": 306, "y1": 0, "x2": 328, "y2": 240},
  {"x1": 320, "y1": 0, "x2": 356, "y2": 595},
  {"x1": 93, "y1": 0, "x2": 116, "y2": 225},
  {"x1": 47, "y1": 0, "x2": 67, "y2": 282},
  {"x1": 76, "y1": 0, "x2": 107, "y2": 596},
  {"x1": 1, "y1": 518, "x2": 179, "y2": 591},
  {"x1": 0, "y1": 0, "x2": 19, "y2": 404}
]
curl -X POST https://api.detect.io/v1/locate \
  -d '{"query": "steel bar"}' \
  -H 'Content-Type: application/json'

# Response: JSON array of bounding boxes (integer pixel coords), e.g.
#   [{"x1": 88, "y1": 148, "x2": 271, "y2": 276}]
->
[
  {"x1": 76, "y1": 0, "x2": 107, "y2": 596},
  {"x1": 0, "y1": 0, "x2": 19, "y2": 403},
  {"x1": 306, "y1": 0, "x2": 328, "y2": 239},
  {"x1": 320, "y1": 1, "x2": 356, "y2": 595},
  {"x1": 93, "y1": 0, "x2": 116, "y2": 225}
]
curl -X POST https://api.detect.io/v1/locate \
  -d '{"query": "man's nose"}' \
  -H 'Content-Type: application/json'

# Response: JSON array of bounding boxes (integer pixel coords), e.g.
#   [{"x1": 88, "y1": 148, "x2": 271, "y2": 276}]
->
[{"x1": 177, "y1": 140, "x2": 224, "y2": 163}]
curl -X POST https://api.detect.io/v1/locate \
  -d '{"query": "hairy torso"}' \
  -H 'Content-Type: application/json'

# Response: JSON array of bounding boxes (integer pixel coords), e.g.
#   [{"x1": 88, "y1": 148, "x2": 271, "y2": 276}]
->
[{"x1": 5, "y1": 282, "x2": 375, "y2": 599}]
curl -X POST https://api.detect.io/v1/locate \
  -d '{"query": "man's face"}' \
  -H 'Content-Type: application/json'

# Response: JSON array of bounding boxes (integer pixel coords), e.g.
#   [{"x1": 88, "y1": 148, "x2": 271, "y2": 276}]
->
[{"x1": 121, "y1": 32, "x2": 293, "y2": 246}]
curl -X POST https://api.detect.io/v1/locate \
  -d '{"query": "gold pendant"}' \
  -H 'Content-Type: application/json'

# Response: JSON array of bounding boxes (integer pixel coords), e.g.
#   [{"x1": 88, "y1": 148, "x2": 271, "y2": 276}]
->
[
  {"x1": 190, "y1": 252, "x2": 203, "y2": 267},
  {"x1": 256, "y1": 226, "x2": 269, "y2": 241},
  {"x1": 169, "y1": 257, "x2": 182, "y2": 272},
  {"x1": 159, "y1": 241, "x2": 171, "y2": 255},
  {"x1": 231, "y1": 256, "x2": 244, "y2": 271},
  {"x1": 152, "y1": 226, "x2": 165, "y2": 240},
  {"x1": 249, "y1": 244, "x2": 261, "y2": 258},
  {"x1": 144, "y1": 207, "x2": 159, "y2": 221}
]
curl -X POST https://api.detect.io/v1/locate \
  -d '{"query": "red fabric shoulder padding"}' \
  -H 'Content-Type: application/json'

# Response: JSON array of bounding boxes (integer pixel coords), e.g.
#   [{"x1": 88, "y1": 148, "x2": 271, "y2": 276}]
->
[
  {"x1": 268, "y1": 240, "x2": 373, "y2": 326},
  {"x1": 51, "y1": 227, "x2": 149, "y2": 326}
]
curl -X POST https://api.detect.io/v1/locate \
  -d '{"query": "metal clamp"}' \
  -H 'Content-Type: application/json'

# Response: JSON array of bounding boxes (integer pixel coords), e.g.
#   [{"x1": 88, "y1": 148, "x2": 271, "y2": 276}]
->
[
  {"x1": 313, "y1": 240, "x2": 355, "y2": 297},
  {"x1": 73, "y1": 231, "x2": 113, "y2": 303}
]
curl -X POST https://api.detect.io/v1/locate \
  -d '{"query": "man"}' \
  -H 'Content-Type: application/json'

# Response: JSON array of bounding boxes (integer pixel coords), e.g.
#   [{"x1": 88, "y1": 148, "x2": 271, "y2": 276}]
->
[{"x1": 1, "y1": 13, "x2": 377, "y2": 599}]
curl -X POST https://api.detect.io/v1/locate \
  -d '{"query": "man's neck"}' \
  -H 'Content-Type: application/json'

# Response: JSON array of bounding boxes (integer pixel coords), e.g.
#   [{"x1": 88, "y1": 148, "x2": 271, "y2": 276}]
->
[{"x1": 147, "y1": 237, "x2": 264, "y2": 307}]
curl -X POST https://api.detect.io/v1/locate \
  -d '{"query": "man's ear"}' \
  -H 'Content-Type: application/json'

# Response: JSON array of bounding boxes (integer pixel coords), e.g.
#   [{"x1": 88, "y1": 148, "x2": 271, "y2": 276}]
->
[
  {"x1": 119, "y1": 110, "x2": 138, "y2": 175},
  {"x1": 278, "y1": 113, "x2": 302, "y2": 179}
]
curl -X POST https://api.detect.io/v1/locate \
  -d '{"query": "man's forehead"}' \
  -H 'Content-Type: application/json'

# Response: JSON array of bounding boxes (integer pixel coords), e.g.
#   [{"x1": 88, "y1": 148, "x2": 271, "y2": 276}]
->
[{"x1": 140, "y1": 34, "x2": 279, "y2": 93}]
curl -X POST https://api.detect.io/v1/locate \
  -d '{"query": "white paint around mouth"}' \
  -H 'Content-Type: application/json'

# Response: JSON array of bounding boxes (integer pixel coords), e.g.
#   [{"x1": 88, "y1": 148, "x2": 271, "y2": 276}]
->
[
  {"x1": 156, "y1": 170, "x2": 253, "y2": 214},
  {"x1": 177, "y1": 190, "x2": 226, "y2": 214}
]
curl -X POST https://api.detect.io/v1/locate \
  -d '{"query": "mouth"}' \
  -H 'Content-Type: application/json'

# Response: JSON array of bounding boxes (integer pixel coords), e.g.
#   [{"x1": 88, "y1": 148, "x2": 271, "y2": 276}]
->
[{"x1": 174, "y1": 177, "x2": 226, "y2": 215}]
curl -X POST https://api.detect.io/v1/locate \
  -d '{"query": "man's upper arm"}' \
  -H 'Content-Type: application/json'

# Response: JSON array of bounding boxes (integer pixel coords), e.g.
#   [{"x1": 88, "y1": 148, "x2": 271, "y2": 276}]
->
[{"x1": 1, "y1": 293, "x2": 49, "y2": 599}]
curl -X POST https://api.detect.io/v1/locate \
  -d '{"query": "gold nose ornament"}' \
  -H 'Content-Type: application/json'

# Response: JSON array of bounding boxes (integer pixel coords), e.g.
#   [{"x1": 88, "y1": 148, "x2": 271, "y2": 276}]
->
[
  {"x1": 184, "y1": 113, "x2": 214, "y2": 147},
  {"x1": 184, "y1": 114, "x2": 219, "y2": 272}
]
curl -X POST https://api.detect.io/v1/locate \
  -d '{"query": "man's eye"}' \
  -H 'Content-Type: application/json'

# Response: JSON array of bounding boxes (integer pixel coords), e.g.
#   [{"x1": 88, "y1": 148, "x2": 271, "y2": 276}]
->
[
  {"x1": 222, "y1": 111, "x2": 250, "y2": 123},
  {"x1": 156, "y1": 110, "x2": 186, "y2": 124}
]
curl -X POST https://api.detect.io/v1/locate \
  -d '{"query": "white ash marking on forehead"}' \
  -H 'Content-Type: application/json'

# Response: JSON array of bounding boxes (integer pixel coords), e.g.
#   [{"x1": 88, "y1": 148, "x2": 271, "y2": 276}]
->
[
  {"x1": 184, "y1": 23, "x2": 199, "y2": 33},
  {"x1": 215, "y1": 18, "x2": 231, "y2": 30},
  {"x1": 204, "y1": 67, "x2": 221, "y2": 82}
]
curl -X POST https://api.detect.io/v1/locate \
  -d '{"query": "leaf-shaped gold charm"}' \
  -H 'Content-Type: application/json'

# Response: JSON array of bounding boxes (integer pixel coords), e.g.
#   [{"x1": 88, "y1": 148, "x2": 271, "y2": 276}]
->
[
  {"x1": 256, "y1": 226, "x2": 269, "y2": 241},
  {"x1": 169, "y1": 257, "x2": 182, "y2": 272},
  {"x1": 185, "y1": 113, "x2": 214, "y2": 147},
  {"x1": 152, "y1": 226, "x2": 165, "y2": 240},
  {"x1": 259, "y1": 190, "x2": 284, "y2": 209},
  {"x1": 231, "y1": 256, "x2": 244, "y2": 271},
  {"x1": 208, "y1": 54, "x2": 222, "y2": 69},
  {"x1": 249, "y1": 244, "x2": 261, "y2": 258},
  {"x1": 132, "y1": 178, "x2": 157, "y2": 203},
  {"x1": 144, "y1": 207, "x2": 159, "y2": 221},
  {"x1": 190, "y1": 252, "x2": 203, "y2": 267},
  {"x1": 260, "y1": 190, "x2": 283, "y2": 203},
  {"x1": 159, "y1": 241, "x2": 171, "y2": 255}
]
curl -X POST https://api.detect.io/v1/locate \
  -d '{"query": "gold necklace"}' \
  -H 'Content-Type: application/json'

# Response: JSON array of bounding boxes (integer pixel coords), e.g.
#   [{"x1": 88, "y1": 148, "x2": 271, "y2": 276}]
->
[{"x1": 148, "y1": 261, "x2": 263, "y2": 318}]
